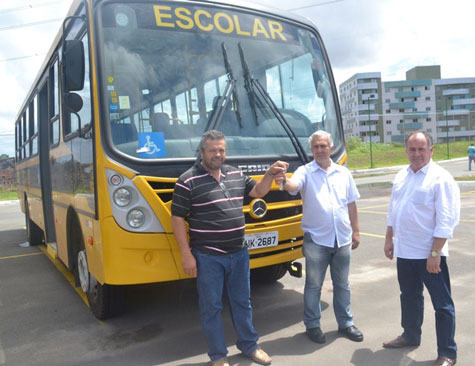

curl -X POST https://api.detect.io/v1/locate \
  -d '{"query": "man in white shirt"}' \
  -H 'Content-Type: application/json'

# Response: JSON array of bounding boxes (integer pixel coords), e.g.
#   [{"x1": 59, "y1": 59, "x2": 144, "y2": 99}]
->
[
  {"x1": 383, "y1": 131, "x2": 460, "y2": 366},
  {"x1": 276, "y1": 130, "x2": 363, "y2": 344}
]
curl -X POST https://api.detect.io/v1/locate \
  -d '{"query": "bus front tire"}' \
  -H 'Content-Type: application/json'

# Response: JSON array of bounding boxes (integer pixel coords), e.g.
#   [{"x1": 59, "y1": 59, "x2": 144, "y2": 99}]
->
[
  {"x1": 71, "y1": 215, "x2": 124, "y2": 320},
  {"x1": 86, "y1": 280, "x2": 124, "y2": 320},
  {"x1": 77, "y1": 248, "x2": 124, "y2": 320}
]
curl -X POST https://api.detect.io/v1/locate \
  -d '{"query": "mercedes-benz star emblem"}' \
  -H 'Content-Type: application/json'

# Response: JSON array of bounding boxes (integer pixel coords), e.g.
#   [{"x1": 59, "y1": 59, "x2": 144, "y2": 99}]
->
[{"x1": 249, "y1": 199, "x2": 268, "y2": 219}]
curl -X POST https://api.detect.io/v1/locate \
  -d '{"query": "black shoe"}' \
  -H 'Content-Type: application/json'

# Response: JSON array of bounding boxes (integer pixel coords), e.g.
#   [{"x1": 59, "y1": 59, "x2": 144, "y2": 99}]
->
[
  {"x1": 306, "y1": 327, "x2": 326, "y2": 343},
  {"x1": 338, "y1": 325, "x2": 364, "y2": 342}
]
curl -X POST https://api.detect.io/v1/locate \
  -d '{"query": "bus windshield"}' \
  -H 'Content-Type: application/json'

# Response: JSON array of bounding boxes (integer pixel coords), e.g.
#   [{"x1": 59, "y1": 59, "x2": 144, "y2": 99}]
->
[{"x1": 98, "y1": 2, "x2": 341, "y2": 161}]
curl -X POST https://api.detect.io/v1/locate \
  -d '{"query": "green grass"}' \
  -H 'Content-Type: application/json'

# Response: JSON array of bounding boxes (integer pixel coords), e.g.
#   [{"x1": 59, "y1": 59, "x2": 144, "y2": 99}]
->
[
  {"x1": 0, "y1": 189, "x2": 18, "y2": 201},
  {"x1": 346, "y1": 138, "x2": 471, "y2": 170}
]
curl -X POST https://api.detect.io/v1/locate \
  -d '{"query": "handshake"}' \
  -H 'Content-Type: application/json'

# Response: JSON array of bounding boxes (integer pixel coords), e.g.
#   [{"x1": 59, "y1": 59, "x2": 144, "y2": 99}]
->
[{"x1": 267, "y1": 160, "x2": 289, "y2": 189}]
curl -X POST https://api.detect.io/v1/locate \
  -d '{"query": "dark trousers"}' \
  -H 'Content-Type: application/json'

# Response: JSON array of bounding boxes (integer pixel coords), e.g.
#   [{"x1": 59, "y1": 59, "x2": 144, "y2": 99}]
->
[{"x1": 397, "y1": 257, "x2": 457, "y2": 359}]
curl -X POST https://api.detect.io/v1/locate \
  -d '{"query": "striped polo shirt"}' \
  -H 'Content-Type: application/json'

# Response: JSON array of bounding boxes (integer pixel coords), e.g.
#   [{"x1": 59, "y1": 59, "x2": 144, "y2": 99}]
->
[{"x1": 171, "y1": 163, "x2": 256, "y2": 255}]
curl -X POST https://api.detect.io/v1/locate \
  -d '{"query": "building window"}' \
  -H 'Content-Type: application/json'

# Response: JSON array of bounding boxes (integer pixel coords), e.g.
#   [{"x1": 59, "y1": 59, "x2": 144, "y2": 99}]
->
[
  {"x1": 425, "y1": 86, "x2": 429, "y2": 90},
  {"x1": 425, "y1": 96, "x2": 431, "y2": 101},
  {"x1": 413, "y1": 119, "x2": 418, "y2": 122},
  {"x1": 426, "y1": 107, "x2": 431, "y2": 111},
  {"x1": 387, "y1": 131, "x2": 392, "y2": 135},
  {"x1": 426, "y1": 118, "x2": 431, "y2": 121},
  {"x1": 386, "y1": 120, "x2": 391, "y2": 124},
  {"x1": 386, "y1": 109, "x2": 390, "y2": 113},
  {"x1": 427, "y1": 128, "x2": 432, "y2": 133}
]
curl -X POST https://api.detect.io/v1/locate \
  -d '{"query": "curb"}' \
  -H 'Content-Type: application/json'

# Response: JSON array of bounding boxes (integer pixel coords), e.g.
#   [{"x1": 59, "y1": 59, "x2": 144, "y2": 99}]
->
[
  {"x1": 0, "y1": 200, "x2": 19, "y2": 206},
  {"x1": 351, "y1": 157, "x2": 468, "y2": 176}
]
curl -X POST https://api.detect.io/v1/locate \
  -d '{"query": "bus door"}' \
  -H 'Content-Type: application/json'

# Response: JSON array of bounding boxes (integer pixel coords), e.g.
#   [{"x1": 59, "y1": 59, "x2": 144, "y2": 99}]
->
[{"x1": 38, "y1": 78, "x2": 57, "y2": 246}]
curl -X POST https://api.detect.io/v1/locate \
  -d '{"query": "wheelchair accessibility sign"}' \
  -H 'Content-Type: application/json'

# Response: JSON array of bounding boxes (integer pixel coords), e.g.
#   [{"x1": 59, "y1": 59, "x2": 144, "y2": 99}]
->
[{"x1": 137, "y1": 132, "x2": 166, "y2": 158}]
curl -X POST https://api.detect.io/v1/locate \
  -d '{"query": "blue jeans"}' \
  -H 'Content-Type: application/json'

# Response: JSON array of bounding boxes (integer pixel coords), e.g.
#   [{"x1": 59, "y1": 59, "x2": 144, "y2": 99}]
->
[
  {"x1": 397, "y1": 258, "x2": 457, "y2": 359},
  {"x1": 302, "y1": 233, "x2": 354, "y2": 329},
  {"x1": 469, "y1": 155, "x2": 475, "y2": 170},
  {"x1": 193, "y1": 247, "x2": 259, "y2": 361}
]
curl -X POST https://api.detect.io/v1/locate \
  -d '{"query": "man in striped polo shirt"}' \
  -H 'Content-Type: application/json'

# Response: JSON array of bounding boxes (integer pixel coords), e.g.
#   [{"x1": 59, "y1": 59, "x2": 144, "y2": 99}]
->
[{"x1": 171, "y1": 130, "x2": 288, "y2": 366}]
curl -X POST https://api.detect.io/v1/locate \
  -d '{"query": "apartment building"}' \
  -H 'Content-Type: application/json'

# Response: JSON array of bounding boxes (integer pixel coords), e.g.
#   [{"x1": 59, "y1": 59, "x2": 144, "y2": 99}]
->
[
  {"x1": 434, "y1": 78, "x2": 475, "y2": 143},
  {"x1": 339, "y1": 66, "x2": 475, "y2": 144},
  {"x1": 339, "y1": 72, "x2": 382, "y2": 143}
]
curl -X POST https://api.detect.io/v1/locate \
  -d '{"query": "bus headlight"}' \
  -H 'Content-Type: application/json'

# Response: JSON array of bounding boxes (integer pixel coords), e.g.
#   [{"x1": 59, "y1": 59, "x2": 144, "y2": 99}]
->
[
  {"x1": 106, "y1": 169, "x2": 165, "y2": 233},
  {"x1": 113, "y1": 187, "x2": 132, "y2": 207},
  {"x1": 127, "y1": 209, "x2": 145, "y2": 228}
]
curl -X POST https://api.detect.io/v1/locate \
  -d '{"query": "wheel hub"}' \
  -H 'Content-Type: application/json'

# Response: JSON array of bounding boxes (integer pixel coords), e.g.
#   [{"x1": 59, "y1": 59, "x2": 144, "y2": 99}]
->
[{"x1": 78, "y1": 250, "x2": 90, "y2": 293}]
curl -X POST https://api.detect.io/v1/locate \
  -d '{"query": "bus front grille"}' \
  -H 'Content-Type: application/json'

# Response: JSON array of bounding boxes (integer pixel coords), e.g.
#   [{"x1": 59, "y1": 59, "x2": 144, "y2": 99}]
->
[{"x1": 144, "y1": 178, "x2": 303, "y2": 223}]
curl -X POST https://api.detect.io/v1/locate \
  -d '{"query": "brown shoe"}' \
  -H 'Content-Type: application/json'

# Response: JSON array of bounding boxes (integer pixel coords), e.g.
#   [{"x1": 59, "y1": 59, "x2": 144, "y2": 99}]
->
[
  {"x1": 383, "y1": 335, "x2": 419, "y2": 348},
  {"x1": 211, "y1": 358, "x2": 230, "y2": 366},
  {"x1": 249, "y1": 347, "x2": 272, "y2": 365},
  {"x1": 434, "y1": 356, "x2": 456, "y2": 366}
]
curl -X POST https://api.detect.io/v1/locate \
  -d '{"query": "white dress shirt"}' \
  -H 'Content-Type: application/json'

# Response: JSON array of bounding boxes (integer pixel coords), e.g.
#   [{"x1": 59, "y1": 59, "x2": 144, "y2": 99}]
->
[
  {"x1": 387, "y1": 160, "x2": 460, "y2": 259},
  {"x1": 289, "y1": 160, "x2": 359, "y2": 248}
]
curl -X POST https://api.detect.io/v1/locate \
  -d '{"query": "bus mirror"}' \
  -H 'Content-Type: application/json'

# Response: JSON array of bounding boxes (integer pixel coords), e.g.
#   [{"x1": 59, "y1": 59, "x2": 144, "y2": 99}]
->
[
  {"x1": 63, "y1": 39, "x2": 85, "y2": 92},
  {"x1": 64, "y1": 92, "x2": 84, "y2": 137},
  {"x1": 65, "y1": 92, "x2": 83, "y2": 113}
]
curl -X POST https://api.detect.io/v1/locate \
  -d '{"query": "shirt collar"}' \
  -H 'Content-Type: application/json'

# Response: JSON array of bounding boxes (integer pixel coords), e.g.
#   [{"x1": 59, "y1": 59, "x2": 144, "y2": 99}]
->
[
  {"x1": 310, "y1": 159, "x2": 336, "y2": 173},
  {"x1": 196, "y1": 162, "x2": 227, "y2": 179},
  {"x1": 406, "y1": 159, "x2": 432, "y2": 175}
]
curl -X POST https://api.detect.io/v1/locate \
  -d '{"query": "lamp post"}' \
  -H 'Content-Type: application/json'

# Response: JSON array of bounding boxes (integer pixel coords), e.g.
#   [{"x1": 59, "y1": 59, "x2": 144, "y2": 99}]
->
[
  {"x1": 445, "y1": 96, "x2": 449, "y2": 159},
  {"x1": 366, "y1": 94, "x2": 375, "y2": 168}
]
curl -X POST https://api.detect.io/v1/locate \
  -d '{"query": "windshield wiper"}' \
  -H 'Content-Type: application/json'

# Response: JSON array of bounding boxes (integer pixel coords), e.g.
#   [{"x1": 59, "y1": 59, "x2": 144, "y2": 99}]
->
[
  {"x1": 238, "y1": 43, "x2": 260, "y2": 125},
  {"x1": 203, "y1": 42, "x2": 242, "y2": 132},
  {"x1": 237, "y1": 43, "x2": 310, "y2": 165},
  {"x1": 222, "y1": 42, "x2": 243, "y2": 129}
]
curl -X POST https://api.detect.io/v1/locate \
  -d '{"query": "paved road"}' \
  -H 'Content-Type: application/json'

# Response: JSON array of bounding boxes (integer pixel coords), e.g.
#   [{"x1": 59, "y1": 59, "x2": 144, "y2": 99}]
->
[{"x1": 0, "y1": 161, "x2": 474, "y2": 366}]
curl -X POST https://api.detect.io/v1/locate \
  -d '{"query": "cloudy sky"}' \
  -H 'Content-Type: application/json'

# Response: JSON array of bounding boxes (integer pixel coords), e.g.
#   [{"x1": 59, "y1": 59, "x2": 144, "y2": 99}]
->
[{"x1": 1, "y1": 0, "x2": 474, "y2": 157}]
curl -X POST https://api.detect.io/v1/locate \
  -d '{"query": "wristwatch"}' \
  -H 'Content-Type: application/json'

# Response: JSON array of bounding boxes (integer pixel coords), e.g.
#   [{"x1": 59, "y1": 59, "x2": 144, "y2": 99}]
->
[{"x1": 431, "y1": 250, "x2": 441, "y2": 257}]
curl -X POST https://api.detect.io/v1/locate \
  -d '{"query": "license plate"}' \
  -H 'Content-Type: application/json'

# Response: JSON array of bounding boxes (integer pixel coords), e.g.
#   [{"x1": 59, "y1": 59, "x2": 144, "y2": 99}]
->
[{"x1": 244, "y1": 231, "x2": 279, "y2": 249}]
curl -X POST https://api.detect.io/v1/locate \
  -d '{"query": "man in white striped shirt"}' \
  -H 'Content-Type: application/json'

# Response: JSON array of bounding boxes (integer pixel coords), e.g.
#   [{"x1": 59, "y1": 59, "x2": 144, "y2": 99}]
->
[{"x1": 383, "y1": 131, "x2": 460, "y2": 366}]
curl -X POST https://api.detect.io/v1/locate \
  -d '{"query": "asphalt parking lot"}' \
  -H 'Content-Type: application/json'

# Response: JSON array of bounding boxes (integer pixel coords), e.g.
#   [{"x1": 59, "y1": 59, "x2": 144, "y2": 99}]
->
[{"x1": 0, "y1": 180, "x2": 474, "y2": 366}]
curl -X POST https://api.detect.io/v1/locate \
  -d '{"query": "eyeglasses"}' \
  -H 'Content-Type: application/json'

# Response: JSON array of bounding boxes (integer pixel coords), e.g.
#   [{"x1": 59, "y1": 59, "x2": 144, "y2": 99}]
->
[{"x1": 219, "y1": 182, "x2": 231, "y2": 199}]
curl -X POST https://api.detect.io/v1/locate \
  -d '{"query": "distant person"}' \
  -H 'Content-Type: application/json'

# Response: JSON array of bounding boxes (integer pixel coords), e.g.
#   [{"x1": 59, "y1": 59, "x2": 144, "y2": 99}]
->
[
  {"x1": 276, "y1": 130, "x2": 363, "y2": 344},
  {"x1": 383, "y1": 131, "x2": 460, "y2": 366},
  {"x1": 171, "y1": 130, "x2": 288, "y2": 366},
  {"x1": 468, "y1": 143, "x2": 475, "y2": 171}
]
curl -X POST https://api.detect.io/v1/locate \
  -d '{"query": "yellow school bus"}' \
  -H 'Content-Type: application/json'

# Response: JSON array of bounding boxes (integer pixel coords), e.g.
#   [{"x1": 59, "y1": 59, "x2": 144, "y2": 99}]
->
[{"x1": 14, "y1": 0, "x2": 346, "y2": 319}]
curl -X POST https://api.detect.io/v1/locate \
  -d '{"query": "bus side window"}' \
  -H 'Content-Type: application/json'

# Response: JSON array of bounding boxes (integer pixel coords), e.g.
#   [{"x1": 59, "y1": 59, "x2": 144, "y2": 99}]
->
[
  {"x1": 32, "y1": 95, "x2": 39, "y2": 156},
  {"x1": 50, "y1": 58, "x2": 60, "y2": 146},
  {"x1": 28, "y1": 100, "x2": 37, "y2": 156},
  {"x1": 15, "y1": 121, "x2": 20, "y2": 161},
  {"x1": 24, "y1": 110, "x2": 31, "y2": 159}
]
